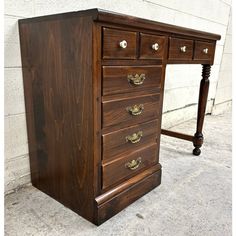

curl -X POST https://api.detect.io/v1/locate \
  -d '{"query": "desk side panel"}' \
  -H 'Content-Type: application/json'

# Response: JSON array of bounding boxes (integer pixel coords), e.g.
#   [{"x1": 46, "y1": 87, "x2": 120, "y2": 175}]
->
[{"x1": 19, "y1": 15, "x2": 95, "y2": 221}]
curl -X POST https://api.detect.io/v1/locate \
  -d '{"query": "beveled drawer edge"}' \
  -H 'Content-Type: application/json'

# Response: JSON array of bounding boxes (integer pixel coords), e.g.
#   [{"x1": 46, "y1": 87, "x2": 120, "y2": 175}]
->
[
  {"x1": 102, "y1": 143, "x2": 158, "y2": 168},
  {"x1": 101, "y1": 59, "x2": 163, "y2": 66},
  {"x1": 102, "y1": 142, "x2": 158, "y2": 166},
  {"x1": 102, "y1": 91, "x2": 160, "y2": 103},
  {"x1": 102, "y1": 118, "x2": 159, "y2": 135},
  {"x1": 103, "y1": 26, "x2": 137, "y2": 34},
  {"x1": 95, "y1": 163, "x2": 161, "y2": 205}
]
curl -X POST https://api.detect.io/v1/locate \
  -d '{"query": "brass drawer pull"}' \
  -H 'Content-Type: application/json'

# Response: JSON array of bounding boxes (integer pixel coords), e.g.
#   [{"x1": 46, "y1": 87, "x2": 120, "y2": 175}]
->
[
  {"x1": 119, "y1": 40, "x2": 127, "y2": 48},
  {"x1": 126, "y1": 104, "x2": 144, "y2": 116},
  {"x1": 127, "y1": 74, "x2": 145, "y2": 85},
  {"x1": 203, "y1": 48, "x2": 208, "y2": 54},
  {"x1": 180, "y1": 46, "x2": 187, "y2": 53},
  {"x1": 126, "y1": 131, "x2": 143, "y2": 144},
  {"x1": 125, "y1": 157, "x2": 142, "y2": 170}
]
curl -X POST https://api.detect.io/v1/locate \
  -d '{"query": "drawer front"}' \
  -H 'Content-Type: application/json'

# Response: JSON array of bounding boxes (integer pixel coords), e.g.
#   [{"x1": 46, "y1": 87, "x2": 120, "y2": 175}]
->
[
  {"x1": 102, "y1": 144, "x2": 158, "y2": 189},
  {"x1": 140, "y1": 33, "x2": 166, "y2": 59},
  {"x1": 102, "y1": 94, "x2": 160, "y2": 128},
  {"x1": 103, "y1": 28, "x2": 137, "y2": 59},
  {"x1": 194, "y1": 41, "x2": 215, "y2": 61},
  {"x1": 103, "y1": 66, "x2": 162, "y2": 96},
  {"x1": 169, "y1": 37, "x2": 193, "y2": 60},
  {"x1": 103, "y1": 119, "x2": 159, "y2": 161}
]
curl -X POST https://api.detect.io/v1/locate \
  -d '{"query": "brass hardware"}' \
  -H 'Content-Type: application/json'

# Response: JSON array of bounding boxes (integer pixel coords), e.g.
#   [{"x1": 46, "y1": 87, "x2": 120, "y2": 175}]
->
[
  {"x1": 203, "y1": 48, "x2": 208, "y2": 54},
  {"x1": 180, "y1": 46, "x2": 187, "y2": 53},
  {"x1": 126, "y1": 104, "x2": 144, "y2": 116},
  {"x1": 127, "y1": 74, "x2": 145, "y2": 85},
  {"x1": 126, "y1": 131, "x2": 143, "y2": 144},
  {"x1": 119, "y1": 40, "x2": 127, "y2": 48},
  {"x1": 152, "y1": 43, "x2": 159, "y2": 51},
  {"x1": 125, "y1": 157, "x2": 142, "y2": 170}
]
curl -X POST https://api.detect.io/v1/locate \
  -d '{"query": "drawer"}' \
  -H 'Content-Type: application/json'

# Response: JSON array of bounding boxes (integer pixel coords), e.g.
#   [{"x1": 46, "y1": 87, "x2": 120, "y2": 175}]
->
[
  {"x1": 140, "y1": 33, "x2": 166, "y2": 59},
  {"x1": 102, "y1": 144, "x2": 158, "y2": 189},
  {"x1": 103, "y1": 28, "x2": 137, "y2": 59},
  {"x1": 102, "y1": 94, "x2": 160, "y2": 128},
  {"x1": 103, "y1": 119, "x2": 159, "y2": 161},
  {"x1": 102, "y1": 66, "x2": 162, "y2": 96},
  {"x1": 168, "y1": 37, "x2": 193, "y2": 60},
  {"x1": 194, "y1": 41, "x2": 215, "y2": 61}
]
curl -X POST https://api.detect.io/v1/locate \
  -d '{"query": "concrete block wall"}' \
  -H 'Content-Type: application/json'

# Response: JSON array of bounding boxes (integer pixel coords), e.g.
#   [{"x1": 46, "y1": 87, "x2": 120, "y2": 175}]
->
[
  {"x1": 212, "y1": 10, "x2": 232, "y2": 115},
  {"x1": 4, "y1": 0, "x2": 232, "y2": 194}
]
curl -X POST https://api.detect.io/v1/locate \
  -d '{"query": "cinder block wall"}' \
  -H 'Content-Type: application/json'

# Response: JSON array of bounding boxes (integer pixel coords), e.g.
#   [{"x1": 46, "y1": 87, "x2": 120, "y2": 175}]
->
[
  {"x1": 212, "y1": 10, "x2": 232, "y2": 115},
  {"x1": 4, "y1": 0, "x2": 232, "y2": 194}
]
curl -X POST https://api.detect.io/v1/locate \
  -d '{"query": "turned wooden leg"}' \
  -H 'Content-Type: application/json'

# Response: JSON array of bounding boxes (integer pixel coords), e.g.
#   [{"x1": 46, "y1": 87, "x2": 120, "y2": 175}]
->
[{"x1": 193, "y1": 64, "x2": 211, "y2": 156}]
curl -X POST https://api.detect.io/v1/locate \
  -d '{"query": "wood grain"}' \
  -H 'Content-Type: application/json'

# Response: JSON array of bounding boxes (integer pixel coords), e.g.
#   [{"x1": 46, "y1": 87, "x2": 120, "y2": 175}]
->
[
  {"x1": 102, "y1": 144, "x2": 159, "y2": 189},
  {"x1": 19, "y1": 8, "x2": 221, "y2": 41},
  {"x1": 193, "y1": 41, "x2": 215, "y2": 63},
  {"x1": 102, "y1": 93, "x2": 160, "y2": 128},
  {"x1": 19, "y1": 16, "x2": 95, "y2": 222},
  {"x1": 96, "y1": 9, "x2": 221, "y2": 41},
  {"x1": 103, "y1": 119, "x2": 159, "y2": 161},
  {"x1": 140, "y1": 33, "x2": 167, "y2": 59},
  {"x1": 96, "y1": 168, "x2": 162, "y2": 225},
  {"x1": 103, "y1": 27, "x2": 137, "y2": 59},
  {"x1": 92, "y1": 23, "x2": 102, "y2": 197},
  {"x1": 97, "y1": 164, "x2": 161, "y2": 201},
  {"x1": 102, "y1": 65, "x2": 162, "y2": 95},
  {"x1": 168, "y1": 37, "x2": 193, "y2": 60}
]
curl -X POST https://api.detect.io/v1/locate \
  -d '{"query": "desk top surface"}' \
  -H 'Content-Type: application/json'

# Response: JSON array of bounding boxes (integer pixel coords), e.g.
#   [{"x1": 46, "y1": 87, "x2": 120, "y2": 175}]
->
[{"x1": 19, "y1": 8, "x2": 221, "y2": 41}]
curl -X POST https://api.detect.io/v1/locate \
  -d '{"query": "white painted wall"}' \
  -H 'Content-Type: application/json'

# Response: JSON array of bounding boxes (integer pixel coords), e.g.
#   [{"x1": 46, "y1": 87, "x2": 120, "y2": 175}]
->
[{"x1": 4, "y1": 0, "x2": 232, "y2": 194}]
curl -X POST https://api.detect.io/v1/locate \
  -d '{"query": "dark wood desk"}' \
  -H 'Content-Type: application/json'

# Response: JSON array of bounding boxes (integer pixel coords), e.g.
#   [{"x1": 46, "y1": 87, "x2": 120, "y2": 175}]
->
[{"x1": 19, "y1": 9, "x2": 221, "y2": 225}]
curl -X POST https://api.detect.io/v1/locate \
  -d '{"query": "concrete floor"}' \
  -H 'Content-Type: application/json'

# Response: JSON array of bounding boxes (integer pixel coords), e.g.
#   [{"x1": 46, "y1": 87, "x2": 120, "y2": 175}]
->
[{"x1": 5, "y1": 112, "x2": 232, "y2": 236}]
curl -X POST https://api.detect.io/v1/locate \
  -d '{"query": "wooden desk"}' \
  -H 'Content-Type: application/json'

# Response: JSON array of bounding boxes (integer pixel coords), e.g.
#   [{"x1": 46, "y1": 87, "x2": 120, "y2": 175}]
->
[{"x1": 19, "y1": 9, "x2": 221, "y2": 225}]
